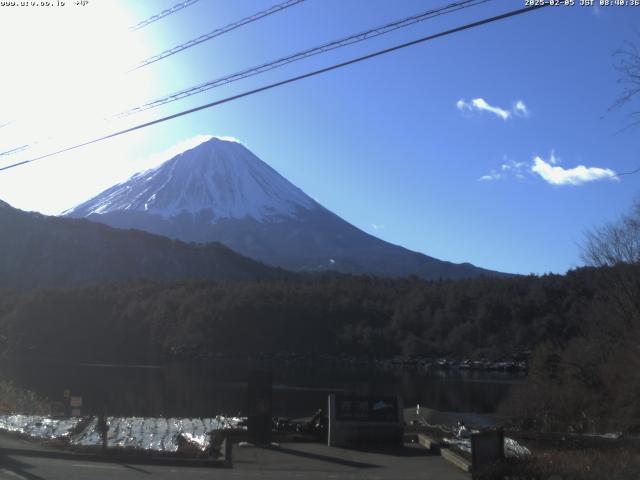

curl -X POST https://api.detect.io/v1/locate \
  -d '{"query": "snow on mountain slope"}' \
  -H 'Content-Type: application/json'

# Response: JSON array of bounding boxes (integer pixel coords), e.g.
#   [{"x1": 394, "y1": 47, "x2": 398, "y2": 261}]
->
[
  {"x1": 65, "y1": 136, "x2": 508, "y2": 279},
  {"x1": 65, "y1": 137, "x2": 318, "y2": 222}
]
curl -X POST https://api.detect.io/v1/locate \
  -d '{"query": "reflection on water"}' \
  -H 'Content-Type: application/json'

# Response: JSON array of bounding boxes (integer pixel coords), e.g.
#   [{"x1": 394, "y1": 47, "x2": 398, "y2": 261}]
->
[{"x1": 0, "y1": 359, "x2": 524, "y2": 418}]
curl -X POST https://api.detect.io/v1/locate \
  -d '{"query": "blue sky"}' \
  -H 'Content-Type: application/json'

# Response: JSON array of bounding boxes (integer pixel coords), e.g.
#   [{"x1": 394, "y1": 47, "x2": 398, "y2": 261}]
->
[{"x1": 0, "y1": 0, "x2": 639, "y2": 275}]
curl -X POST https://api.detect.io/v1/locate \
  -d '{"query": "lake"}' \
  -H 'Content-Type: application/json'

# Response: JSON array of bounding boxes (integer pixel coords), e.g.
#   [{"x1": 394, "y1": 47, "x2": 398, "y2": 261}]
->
[{"x1": 0, "y1": 359, "x2": 524, "y2": 418}]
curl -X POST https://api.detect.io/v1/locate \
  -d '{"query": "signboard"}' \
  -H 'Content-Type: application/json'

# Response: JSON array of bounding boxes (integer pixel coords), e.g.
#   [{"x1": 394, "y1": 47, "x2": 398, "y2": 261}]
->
[
  {"x1": 71, "y1": 408, "x2": 82, "y2": 417},
  {"x1": 328, "y1": 394, "x2": 403, "y2": 448},
  {"x1": 471, "y1": 429, "x2": 504, "y2": 478},
  {"x1": 247, "y1": 371, "x2": 272, "y2": 445},
  {"x1": 334, "y1": 395, "x2": 399, "y2": 423},
  {"x1": 70, "y1": 396, "x2": 83, "y2": 408}
]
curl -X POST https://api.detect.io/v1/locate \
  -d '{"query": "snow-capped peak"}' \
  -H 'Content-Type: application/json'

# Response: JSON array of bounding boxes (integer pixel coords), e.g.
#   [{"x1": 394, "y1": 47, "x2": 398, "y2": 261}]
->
[{"x1": 65, "y1": 137, "x2": 318, "y2": 222}]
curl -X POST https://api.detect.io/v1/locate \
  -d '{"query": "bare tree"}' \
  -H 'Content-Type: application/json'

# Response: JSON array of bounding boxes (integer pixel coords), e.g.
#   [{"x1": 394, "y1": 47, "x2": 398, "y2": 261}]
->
[
  {"x1": 578, "y1": 201, "x2": 640, "y2": 431},
  {"x1": 582, "y1": 198, "x2": 640, "y2": 266},
  {"x1": 581, "y1": 198, "x2": 640, "y2": 336},
  {"x1": 611, "y1": 35, "x2": 640, "y2": 130}
]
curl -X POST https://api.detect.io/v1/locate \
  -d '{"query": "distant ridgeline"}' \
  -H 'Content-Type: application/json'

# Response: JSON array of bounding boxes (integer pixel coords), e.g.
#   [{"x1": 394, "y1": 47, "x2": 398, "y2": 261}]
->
[
  {"x1": 0, "y1": 199, "x2": 288, "y2": 290},
  {"x1": 0, "y1": 264, "x2": 630, "y2": 364}
]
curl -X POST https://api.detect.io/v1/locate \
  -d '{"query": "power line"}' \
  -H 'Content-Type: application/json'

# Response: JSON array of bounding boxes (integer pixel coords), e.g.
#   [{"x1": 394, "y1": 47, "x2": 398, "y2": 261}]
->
[
  {"x1": 132, "y1": 0, "x2": 306, "y2": 70},
  {"x1": 122, "y1": 0, "x2": 491, "y2": 116},
  {"x1": 3, "y1": 0, "x2": 303, "y2": 158},
  {"x1": 614, "y1": 166, "x2": 640, "y2": 177},
  {"x1": 130, "y1": 0, "x2": 202, "y2": 31},
  {"x1": 0, "y1": 3, "x2": 549, "y2": 173},
  {"x1": 0, "y1": 145, "x2": 29, "y2": 157}
]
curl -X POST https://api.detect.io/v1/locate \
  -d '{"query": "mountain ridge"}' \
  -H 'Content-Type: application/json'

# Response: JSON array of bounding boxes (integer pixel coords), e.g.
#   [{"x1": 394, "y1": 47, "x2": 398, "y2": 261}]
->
[
  {"x1": 65, "y1": 138, "x2": 319, "y2": 222},
  {"x1": 66, "y1": 137, "x2": 509, "y2": 280},
  {"x1": 0, "y1": 199, "x2": 287, "y2": 290}
]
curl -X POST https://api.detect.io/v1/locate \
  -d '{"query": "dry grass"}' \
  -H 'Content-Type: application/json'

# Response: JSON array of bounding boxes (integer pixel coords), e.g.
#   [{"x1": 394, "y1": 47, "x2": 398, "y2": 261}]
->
[
  {"x1": 492, "y1": 447, "x2": 640, "y2": 479},
  {"x1": 0, "y1": 380, "x2": 50, "y2": 415}
]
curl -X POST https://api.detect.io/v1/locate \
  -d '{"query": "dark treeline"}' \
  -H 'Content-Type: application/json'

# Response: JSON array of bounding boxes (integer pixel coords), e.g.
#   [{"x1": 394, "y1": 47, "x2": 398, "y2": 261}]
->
[
  {"x1": 0, "y1": 267, "x2": 612, "y2": 364},
  {"x1": 501, "y1": 263, "x2": 640, "y2": 433},
  {"x1": 0, "y1": 264, "x2": 639, "y2": 431}
]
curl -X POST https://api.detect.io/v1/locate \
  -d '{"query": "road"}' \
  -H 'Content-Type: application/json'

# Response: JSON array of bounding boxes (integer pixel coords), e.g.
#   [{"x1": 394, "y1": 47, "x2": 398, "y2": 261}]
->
[{"x1": 0, "y1": 433, "x2": 468, "y2": 480}]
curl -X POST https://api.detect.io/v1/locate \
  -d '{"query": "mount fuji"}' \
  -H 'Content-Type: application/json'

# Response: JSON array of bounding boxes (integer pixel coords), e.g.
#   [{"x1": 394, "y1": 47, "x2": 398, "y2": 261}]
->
[{"x1": 65, "y1": 137, "x2": 504, "y2": 279}]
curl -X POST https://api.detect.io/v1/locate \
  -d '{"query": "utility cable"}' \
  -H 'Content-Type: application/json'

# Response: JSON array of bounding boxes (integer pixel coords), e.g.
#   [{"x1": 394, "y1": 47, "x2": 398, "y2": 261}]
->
[
  {"x1": 132, "y1": 0, "x2": 306, "y2": 70},
  {"x1": 122, "y1": 0, "x2": 491, "y2": 115},
  {"x1": 130, "y1": 0, "x2": 202, "y2": 31},
  {"x1": 0, "y1": 3, "x2": 549, "y2": 173}
]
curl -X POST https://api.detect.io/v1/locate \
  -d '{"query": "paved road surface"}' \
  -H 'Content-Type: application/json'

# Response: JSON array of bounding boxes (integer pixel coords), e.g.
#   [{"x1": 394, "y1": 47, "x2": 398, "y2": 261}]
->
[{"x1": 0, "y1": 434, "x2": 468, "y2": 480}]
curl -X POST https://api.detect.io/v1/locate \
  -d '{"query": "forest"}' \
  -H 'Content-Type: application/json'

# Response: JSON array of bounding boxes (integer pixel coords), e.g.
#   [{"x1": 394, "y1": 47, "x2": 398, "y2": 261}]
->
[
  {"x1": 2, "y1": 200, "x2": 640, "y2": 434},
  {"x1": 0, "y1": 269, "x2": 597, "y2": 364},
  {"x1": 1, "y1": 262, "x2": 638, "y2": 434}
]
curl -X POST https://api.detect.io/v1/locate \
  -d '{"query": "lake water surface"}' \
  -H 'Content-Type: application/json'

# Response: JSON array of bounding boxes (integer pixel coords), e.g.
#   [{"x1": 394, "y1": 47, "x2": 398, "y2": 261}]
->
[{"x1": 0, "y1": 359, "x2": 524, "y2": 418}]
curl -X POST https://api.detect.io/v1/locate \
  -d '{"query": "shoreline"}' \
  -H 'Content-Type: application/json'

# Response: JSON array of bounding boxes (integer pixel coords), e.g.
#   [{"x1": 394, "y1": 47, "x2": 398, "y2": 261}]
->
[{"x1": 1, "y1": 353, "x2": 528, "y2": 373}]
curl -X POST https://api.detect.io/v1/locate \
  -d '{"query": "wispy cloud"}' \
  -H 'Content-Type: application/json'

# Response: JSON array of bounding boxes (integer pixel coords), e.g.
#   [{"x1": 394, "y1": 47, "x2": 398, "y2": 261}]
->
[
  {"x1": 501, "y1": 158, "x2": 527, "y2": 171},
  {"x1": 531, "y1": 154, "x2": 618, "y2": 186},
  {"x1": 457, "y1": 98, "x2": 510, "y2": 120},
  {"x1": 478, "y1": 157, "x2": 526, "y2": 182},
  {"x1": 370, "y1": 223, "x2": 385, "y2": 230},
  {"x1": 479, "y1": 152, "x2": 618, "y2": 186},
  {"x1": 472, "y1": 98, "x2": 511, "y2": 120},
  {"x1": 456, "y1": 99, "x2": 469, "y2": 111},
  {"x1": 457, "y1": 98, "x2": 530, "y2": 121},
  {"x1": 513, "y1": 100, "x2": 529, "y2": 117},
  {"x1": 479, "y1": 172, "x2": 503, "y2": 182}
]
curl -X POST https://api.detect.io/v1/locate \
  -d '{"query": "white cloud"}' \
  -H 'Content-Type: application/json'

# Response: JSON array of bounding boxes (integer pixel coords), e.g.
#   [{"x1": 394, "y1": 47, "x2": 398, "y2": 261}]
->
[
  {"x1": 456, "y1": 99, "x2": 471, "y2": 111},
  {"x1": 471, "y1": 98, "x2": 510, "y2": 120},
  {"x1": 370, "y1": 223, "x2": 385, "y2": 230},
  {"x1": 530, "y1": 154, "x2": 618, "y2": 186},
  {"x1": 500, "y1": 159, "x2": 526, "y2": 171},
  {"x1": 514, "y1": 100, "x2": 529, "y2": 117},
  {"x1": 478, "y1": 172, "x2": 503, "y2": 182},
  {"x1": 457, "y1": 98, "x2": 528, "y2": 121},
  {"x1": 479, "y1": 156, "x2": 527, "y2": 182},
  {"x1": 479, "y1": 152, "x2": 617, "y2": 187}
]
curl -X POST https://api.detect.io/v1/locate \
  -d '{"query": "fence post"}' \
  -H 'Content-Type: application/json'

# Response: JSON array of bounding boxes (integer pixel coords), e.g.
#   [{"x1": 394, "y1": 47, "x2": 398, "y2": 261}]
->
[{"x1": 224, "y1": 434, "x2": 233, "y2": 468}]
